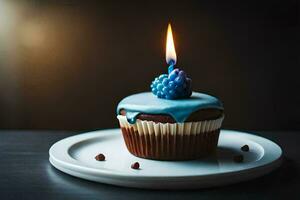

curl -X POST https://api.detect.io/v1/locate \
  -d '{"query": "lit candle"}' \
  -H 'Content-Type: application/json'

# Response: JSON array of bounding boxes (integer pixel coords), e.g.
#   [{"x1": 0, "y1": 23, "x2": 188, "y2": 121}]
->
[
  {"x1": 166, "y1": 23, "x2": 177, "y2": 74},
  {"x1": 150, "y1": 23, "x2": 192, "y2": 99}
]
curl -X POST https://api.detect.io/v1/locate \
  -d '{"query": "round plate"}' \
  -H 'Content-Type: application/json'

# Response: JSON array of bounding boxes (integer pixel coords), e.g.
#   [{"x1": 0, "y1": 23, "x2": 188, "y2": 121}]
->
[{"x1": 49, "y1": 129, "x2": 282, "y2": 189}]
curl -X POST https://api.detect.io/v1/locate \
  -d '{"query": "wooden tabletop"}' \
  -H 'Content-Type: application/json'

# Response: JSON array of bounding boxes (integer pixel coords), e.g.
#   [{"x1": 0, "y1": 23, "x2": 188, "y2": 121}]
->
[{"x1": 0, "y1": 130, "x2": 299, "y2": 200}]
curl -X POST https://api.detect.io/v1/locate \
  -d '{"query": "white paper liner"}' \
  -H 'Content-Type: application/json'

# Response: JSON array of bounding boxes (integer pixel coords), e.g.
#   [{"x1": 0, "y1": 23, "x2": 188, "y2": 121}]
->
[{"x1": 117, "y1": 115, "x2": 224, "y2": 135}]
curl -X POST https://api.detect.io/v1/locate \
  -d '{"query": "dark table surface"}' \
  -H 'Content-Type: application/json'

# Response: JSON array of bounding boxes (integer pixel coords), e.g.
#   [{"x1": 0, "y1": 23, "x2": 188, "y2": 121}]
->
[{"x1": 0, "y1": 130, "x2": 299, "y2": 200}]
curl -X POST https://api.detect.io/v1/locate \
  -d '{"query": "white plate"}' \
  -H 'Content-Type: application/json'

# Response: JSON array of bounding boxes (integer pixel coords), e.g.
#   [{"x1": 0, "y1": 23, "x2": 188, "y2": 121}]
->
[{"x1": 49, "y1": 129, "x2": 282, "y2": 189}]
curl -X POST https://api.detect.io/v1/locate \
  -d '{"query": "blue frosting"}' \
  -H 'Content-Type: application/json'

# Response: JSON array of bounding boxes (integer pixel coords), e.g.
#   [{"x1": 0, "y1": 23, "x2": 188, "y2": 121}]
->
[{"x1": 117, "y1": 92, "x2": 223, "y2": 124}]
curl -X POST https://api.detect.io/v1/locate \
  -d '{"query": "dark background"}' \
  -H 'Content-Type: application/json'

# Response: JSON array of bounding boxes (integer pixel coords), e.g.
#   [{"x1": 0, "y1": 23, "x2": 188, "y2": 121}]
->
[{"x1": 0, "y1": 0, "x2": 298, "y2": 131}]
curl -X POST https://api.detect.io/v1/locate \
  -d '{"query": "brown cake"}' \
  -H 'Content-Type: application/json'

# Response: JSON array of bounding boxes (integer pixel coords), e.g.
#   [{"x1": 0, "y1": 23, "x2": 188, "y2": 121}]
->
[{"x1": 117, "y1": 92, "x2": 224, "y2": 160}]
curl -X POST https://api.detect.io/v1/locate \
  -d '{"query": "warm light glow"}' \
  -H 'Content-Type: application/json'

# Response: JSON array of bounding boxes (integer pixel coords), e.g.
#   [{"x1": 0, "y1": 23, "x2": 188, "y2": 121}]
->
[
  {"x1": 21, "y1": 21, "x2": 46, "y2": 48},
  {"x1": 166, "y1": 23, "x2": 177, "y2": 65}
]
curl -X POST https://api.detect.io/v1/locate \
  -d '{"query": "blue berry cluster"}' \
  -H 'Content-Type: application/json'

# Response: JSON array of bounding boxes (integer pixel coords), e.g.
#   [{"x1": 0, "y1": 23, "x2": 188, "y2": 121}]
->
[{"x1": 150, "y1": 68, "x2": 192, "y2": 99}]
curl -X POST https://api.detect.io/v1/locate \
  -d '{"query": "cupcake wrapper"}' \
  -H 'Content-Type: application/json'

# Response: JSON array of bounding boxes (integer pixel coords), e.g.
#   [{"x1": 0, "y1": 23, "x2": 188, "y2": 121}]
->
[{"x1": 117, "y1": 115, "x2": 224, "y2": 160}]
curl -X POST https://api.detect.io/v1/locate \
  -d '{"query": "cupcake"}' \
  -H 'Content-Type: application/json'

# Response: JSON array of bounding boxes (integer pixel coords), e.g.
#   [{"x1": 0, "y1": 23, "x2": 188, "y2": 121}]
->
[
  {"x1": 116, "y1": 24, "x2": 224, "y2": 160},
  {"x1": 117, "y1": 91, "x2": 224, "y2": 160}
]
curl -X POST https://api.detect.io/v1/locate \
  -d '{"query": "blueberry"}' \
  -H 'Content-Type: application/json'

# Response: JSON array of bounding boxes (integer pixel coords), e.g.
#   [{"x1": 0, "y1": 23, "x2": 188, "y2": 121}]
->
[
  {"x1": 157, "y1": 92, "x2": 162, "y2": 98},
  {"x1": 151, "y1": 68, "x2": 192, "y2": 99},
  {"x1": 178, "y1": 70, "x2": 186, "y2": 78},
  {"x1": 169, "y1": 89, "x2": 175, "y2": 96},
  {"x1": 186, "y1": 77, "x2": 191, "y2": 84},
  {"x1": 162, "y1": 78, "x2": 169, "y2": 86},
  {"x1": 175, "y1": 85, "x2": 183, "y2": 92},
  {"x1": 162, "y1": 86, "x2": 168, "y2": 94},
  {"x1": 168, "y1": 81, "x2": 175, "y2": 89},
  {"x1": 151, "y1": 82, "x2": 157, "y2": 88},
  {"x1": 152, "y1": 88, "x2": 157, "y2": 94},
  {"x1": 157, "y1": 83, "x2": 163, "y2": 91},
  {"x1": 173, "y1": 68, "x2": 180, "y2": 74},
  {"x1": 159, "y1": 74, "x2": 168, "y2": 81},
  {"x1": 175, "y1": 76, "x2": 184, "y2": 85},
  {"x1": 169, "y1": 71, "x2": 177, "y2": 81}
]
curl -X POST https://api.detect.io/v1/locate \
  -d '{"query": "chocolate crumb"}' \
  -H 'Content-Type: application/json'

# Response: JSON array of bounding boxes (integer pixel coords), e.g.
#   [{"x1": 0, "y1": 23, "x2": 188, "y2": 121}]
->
[
  {"x1": 131, "y1": 162, "x2": 140, "y2": 169},
  {"x1": 233, "y1": 154, "x2": 244, "y2": 163},
  {"x1": 95, "y1": 153, "x2": 105, "y2": 161},
  {"x1": 241, "y1": 145, "x2": 249, "y2": 152}
]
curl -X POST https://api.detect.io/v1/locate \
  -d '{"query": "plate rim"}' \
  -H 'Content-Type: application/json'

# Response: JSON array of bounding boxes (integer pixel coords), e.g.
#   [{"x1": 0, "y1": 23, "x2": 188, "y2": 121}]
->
[{"x1": 49, "y1": 129, "x2": 282, "y2": 180}]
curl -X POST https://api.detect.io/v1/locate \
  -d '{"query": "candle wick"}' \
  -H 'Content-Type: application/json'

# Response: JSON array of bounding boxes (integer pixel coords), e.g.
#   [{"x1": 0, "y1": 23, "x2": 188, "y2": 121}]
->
[
  {"x1": 168, "y1": 60, "x2": 175, "y2": 74},
  {"x1": 168, "y1": 64, "x2": 174, "y2": 74}
]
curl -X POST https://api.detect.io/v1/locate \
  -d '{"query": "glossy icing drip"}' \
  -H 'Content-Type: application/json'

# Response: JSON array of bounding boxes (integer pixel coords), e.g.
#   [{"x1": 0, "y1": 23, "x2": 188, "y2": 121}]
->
[{"x1": 117, "y1": 92, "x2": 223, "y2": 124}]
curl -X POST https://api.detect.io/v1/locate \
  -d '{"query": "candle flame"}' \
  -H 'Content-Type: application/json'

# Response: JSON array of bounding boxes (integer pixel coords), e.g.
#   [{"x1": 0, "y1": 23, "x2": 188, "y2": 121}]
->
[{"x1": 166, "y1": 23, "x2": 177, "y2": 65}]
